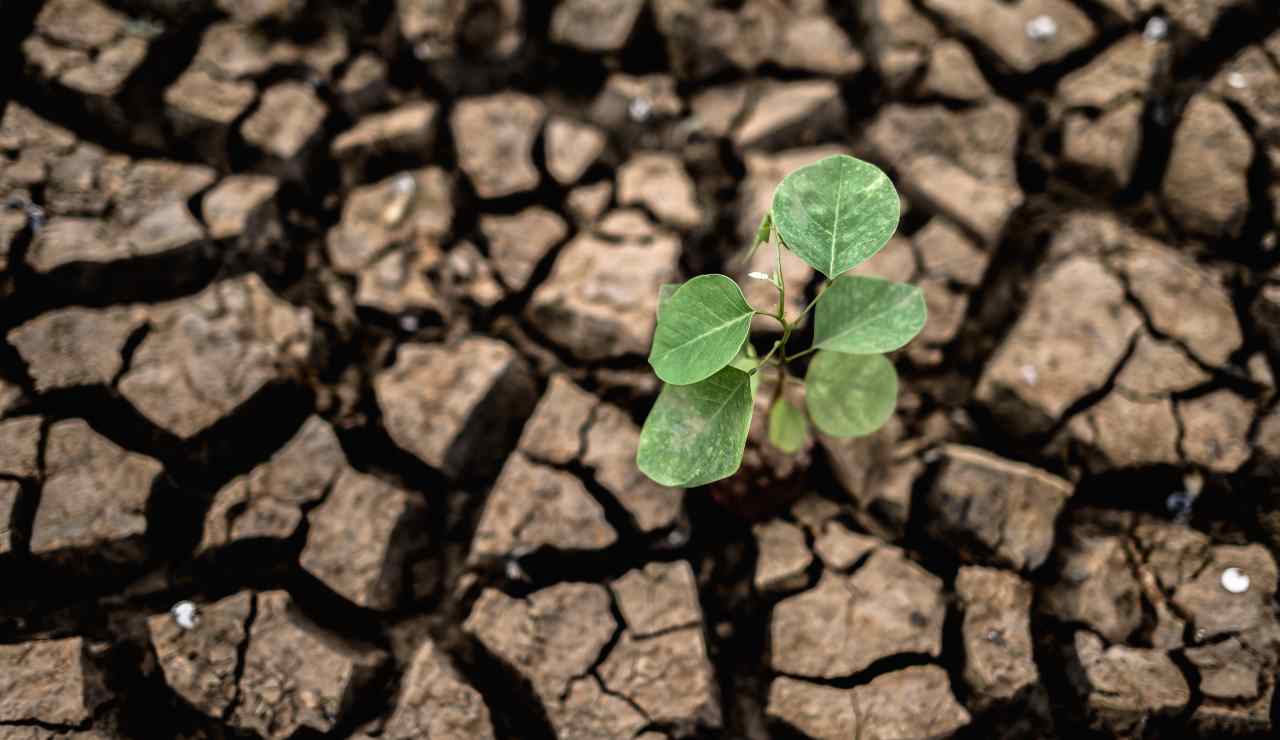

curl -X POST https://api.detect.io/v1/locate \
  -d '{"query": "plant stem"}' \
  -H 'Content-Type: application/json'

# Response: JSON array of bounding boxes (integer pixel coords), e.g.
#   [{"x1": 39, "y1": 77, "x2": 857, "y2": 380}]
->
[
  {"x1": 797, "y1": 280, "x2": 829, "y2": 322},
  {"x1": 774, "y1": 237, "x2": 786, "y2": 322},
  {"x1": 752, "y1": 340, "x2": 782, "y2": 374},
  {"x1": 784, "y1": 345, "x2": 818, "y2": 362}
]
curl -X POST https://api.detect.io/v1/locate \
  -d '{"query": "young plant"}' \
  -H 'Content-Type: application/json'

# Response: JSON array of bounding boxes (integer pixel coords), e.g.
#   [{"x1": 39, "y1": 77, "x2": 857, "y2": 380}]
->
[{"x1": 636, "y1": 154, "x2": 925, "y2": 487}]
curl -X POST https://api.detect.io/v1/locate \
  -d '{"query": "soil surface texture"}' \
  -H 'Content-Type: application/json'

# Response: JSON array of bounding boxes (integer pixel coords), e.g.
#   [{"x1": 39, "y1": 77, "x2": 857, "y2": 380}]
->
[{"x1": 2, "y1": 0, "x2": 1280, "y2": 739}]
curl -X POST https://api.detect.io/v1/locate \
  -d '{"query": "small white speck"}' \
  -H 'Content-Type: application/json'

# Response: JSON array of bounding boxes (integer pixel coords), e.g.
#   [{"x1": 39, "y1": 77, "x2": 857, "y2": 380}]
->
[
  {"x1": 170, "y1": 601, "x2": 200, "y2": 630},
  {"x1": 1020, "y1": 364, "x2": 1038, "y2": 386},
  {"x1": 1143, "y1": 17, "x2": 1169, "y2": 42},
  {"x1": 392, "y1": 174, "x2": 417, "y2": 194},
  {"x1": 1227, "y1": 72, "x2": 1248, "y2": 89},
  {"x1": 505, "y1": 559, "x2": 528, "y2": 582},
  {"x1": 665, "y1": 527, "x2": 690, "y2": 548},
  {"x1": 399, "y1": 314, "x2": 419, "y2": 332},
  {"x1": 747, "y1": 271, "x2": 771, "y2": 281},
  {"x1": 628, "y1": 97, "x2": 652, "y2": 123},
  {"x1": 1221, "y1": 567, "x2": 1251, "y2": 594},
  {"x1": 1026, "y1": 15, "x2": 1058, "y2": 42}
]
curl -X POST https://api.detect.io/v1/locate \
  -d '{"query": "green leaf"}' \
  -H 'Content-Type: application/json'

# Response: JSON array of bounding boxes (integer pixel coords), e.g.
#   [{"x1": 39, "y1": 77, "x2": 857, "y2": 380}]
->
[
  {"x1": 771, "y1": 154, "x2": 900, "y2": 279},
  {"x1": 728, "y1": 340, "x2": 762, "y2": 396},
  {"x1": 768, "y1": 396, "x2": 807, "y2": 454},
  {"x1": 812, "y1": 275, "x2": 926, "y2": 354},
  {"x1": 637, "y1": 367, "x2": 755, "y2": 487},
  {"x1": 742, "y1": 211, "x2": 772, "y2": 264},
  {"x1": 649, "y1": 274, "x2": 756, "y2": 386},
  {"x1": 805, "y1": 351, "x2": 897, "y2": 438},
  {"x1": 657, "y1": 282, "x2": 682, "y2": 321}
]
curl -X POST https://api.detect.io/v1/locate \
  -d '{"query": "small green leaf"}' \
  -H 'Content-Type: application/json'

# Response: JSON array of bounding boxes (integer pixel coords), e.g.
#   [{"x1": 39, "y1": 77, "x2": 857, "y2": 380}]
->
[
  {"x1": 637, "y1": 367, "x2": 755, "y2": 487},
  {"x1": 649, "y1": 274, "x2": 756, "y2": 386},
  {"x1": 657, "y1": 282, "x2": 682, "y2": 321},
  {"x1": 813, "y1": 275, "x2": 927, "y2": 354},
  {"x1": 805, "y1": 351, "x2": 897, "y2": 438},
  {"x1": 740, "y1": 211, "x2": 773, "y2": 266},
  {"x1": 771, "y1": 154, "x2": 900, "y2": 279},
  {"x1": 768, "y1": 396, "x2": 807, "y2": 453},
  {"x1": 728, "y1": 341, "x2": 762, "y2": 396}
]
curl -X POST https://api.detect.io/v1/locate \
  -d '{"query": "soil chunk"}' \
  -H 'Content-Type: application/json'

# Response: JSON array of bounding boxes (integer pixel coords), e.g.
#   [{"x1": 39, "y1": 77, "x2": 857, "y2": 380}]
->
[
  {"x1": 1042, "y1": 529, "x2": 1143, "y2": 643},
  {"x1": 381, "y1": 640, "x2": 496, "y2": 740},
  {"x1": 469, "y1": 452, "x2": 616, "y2": 564},
  {"x1": 813, "y1": 521, "x2": 879, "y2": 571},
  {"x1": 1162, "y1": 95, "x2": 1253, "y2": 238},
  {"x1": 753, "y1": 519, "x2": 812, "y2": 593},
  {"x1": 331, "y1": 102, "x2": 438, "y2": 185},
  {"x1": 956, "y1": 566, "x2": 1038, "y2": 707},
  {"x1": 926, "y1": 445, "x2": 1072, "y2": 571},
  {"x1": 584, "y1": 403, "x2": 684, "y2": 532},
  {"x1": 374, "y1": 337, "x2": 535, "y2": 477},
  {"x1": 241, "y1": 82, "x2": 328, "y2": 168},
  {"x1": 1178, "y1": 391, "x2": 1254, "y2": 473},
  {"x1": 0, "y1": 481, "x2": 18, "y2": 555},
  {"x1": 766, "y1": 677, "x2": 859, "y2": 739},
  {"x1": 1171, "y1": 544, "x2": 1278, "y2": 639},
  {"x1": 610, "y1": 561, "x2": 702, "y2": 638},
  {"x1": 770, "y1": 549, "x2": 944, "y2": 677},
  {"x1": 852, "y1": 665, "x2": 971, "y2": 740},
  {"x1": 450, "y1": 93, "x2": 545, "y2": 198},
  {"x1": 479, "y1": 207, "x2": 568, "y2": 293},
  {"x1": 200, "y1": 416, "x2": 344, "y2": 552},
  {"x1": 0, "y1": 416, "x2": 40, "y2": 479},
  {"x1": 231, "y1": 590, "x2": 386, "y2": 739},
  {"x1": 527, "y1": 210, "x2": 680, "y2": 360},
  {"x1": 617, "y1": 152, "x2": 703, "y2": 230},
  {"x1": 147, "y1": 591, "x2": 253, "y2": 719},
  {"x1": 544, "y1": 116, "x2": 606, "y2": 185},
  {"x1": 598, "y1": 627, "x2": 721, "y2": 733},
  {"x1": 867, "y1": 101, "x2": 1022, "y2": 244},
  {"x1": 1070, "y1": 631, "x2": 1190, "y2": 736},
  {"x1": 732, "y1": 80, "x2": 844, "y2": 151},
  {"x1": 976, "y1": 256, "x2": 1142, "y2": 437},
  {"x1": 464, "y1": 584, "x2": 617, "y2": 714},
  {"x1": 550, "y1": 0, "x2": 645, "y2": 52},
  {"x1": 920, "y1": 0, "x2": 1095, "y2": 74},
  {"x1": 32, "y1": 420, "x2": 161, "y2": 555},
  {"x1": 0, "y1": 637, "x2": 108, "y2": 726},
  {"x1": 300, "y1": 468, "x2": 428, "y2": 610},
  {"x1": 118, "y1": 274, "x2": 314, "y2": 439}
]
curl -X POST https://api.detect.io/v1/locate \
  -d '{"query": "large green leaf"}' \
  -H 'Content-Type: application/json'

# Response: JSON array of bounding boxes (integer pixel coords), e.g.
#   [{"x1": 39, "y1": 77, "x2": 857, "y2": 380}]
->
[
  {"x1": 768, "y1": 396, "x2": 807, "y2": 454},
  {"x1": 637, "y1": 366, "x2": 755, "y2": 487},
  {"x1": 813, "y1": 275, "x2": 926, "y2": 354},
  {"x1": 771, "y1": 154, "x2": 900, "y2": 279},
  {"x1": 649, "y1": 274, "x2": 756, "y2": 386},
  {"x1": 805, "y1": 351, "x2": 897, "y2": 438},
  {"x1": 656, "y1": 282, "x2": 682, "y2": 321}
]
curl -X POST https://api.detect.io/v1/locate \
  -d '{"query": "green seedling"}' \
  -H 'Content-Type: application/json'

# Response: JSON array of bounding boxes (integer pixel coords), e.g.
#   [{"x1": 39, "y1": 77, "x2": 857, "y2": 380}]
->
[{"x1": 637, "y1": 154, "x2": 925, "y2": 487}]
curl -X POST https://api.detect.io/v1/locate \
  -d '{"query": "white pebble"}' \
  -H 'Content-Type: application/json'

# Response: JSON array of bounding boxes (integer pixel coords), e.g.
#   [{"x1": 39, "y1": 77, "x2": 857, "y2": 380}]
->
[
  {"x1": 1220, "y1": 567, "x2": 1251, "y2": 594},
  {"x1": 747, "y1": 271, "x2": 772, "y2": 281},
  {"x1": 1020, "y1": 364, "x2": 1038, "y2": 386},
  {"x1": 170, "y1": 600, "x2": 200, "y2": 630},
  {"x1": 628, "y1": 97, "x2": 652, "y2": 123},
  {"x1": 392, "y1": 173, "x2": 417, "y2": 194},
  {"x1": 1026, "y1": 15, "x2": 1058, "y2": 42},
  {"x1": 1227, "y1": 72, "x2": 1248, "y2": 90},
  {"x1": 399, "y1": 314, "x2": 420, "y2": 333},
  {"x1": 1143, "y1": 17, "x2": 1169, "y2": 41}
]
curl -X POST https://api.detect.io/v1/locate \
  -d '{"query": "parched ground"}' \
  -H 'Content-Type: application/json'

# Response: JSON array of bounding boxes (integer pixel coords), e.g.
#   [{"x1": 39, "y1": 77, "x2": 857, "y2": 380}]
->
[{"x1": 2, "y1": 0, "x2": 1280, "y2": 738}]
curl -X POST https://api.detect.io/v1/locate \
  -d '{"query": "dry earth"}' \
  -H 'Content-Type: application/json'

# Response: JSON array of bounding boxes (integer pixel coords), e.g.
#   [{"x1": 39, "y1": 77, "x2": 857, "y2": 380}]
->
[{"x1": 2, "y1": 0, "x2": 1280, "y2": 738}]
